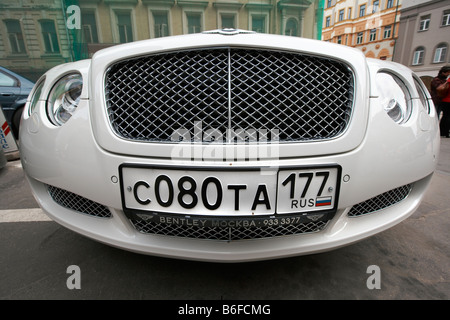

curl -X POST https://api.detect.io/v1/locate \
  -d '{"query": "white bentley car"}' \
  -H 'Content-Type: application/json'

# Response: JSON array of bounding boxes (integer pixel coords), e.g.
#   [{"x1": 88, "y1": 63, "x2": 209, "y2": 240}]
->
[{"x1": 20, "y1": 30, "x2": 439, "y2": 262}]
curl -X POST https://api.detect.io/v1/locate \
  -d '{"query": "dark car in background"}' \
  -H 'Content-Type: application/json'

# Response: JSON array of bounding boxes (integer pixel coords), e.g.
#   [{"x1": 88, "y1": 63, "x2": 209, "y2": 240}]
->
[
  {"x1": 0, "y1": 148, "x2": 6, "y2": 169},
  {"x1": 0, "y1": 66, "x2": 34, "y2": 139}
]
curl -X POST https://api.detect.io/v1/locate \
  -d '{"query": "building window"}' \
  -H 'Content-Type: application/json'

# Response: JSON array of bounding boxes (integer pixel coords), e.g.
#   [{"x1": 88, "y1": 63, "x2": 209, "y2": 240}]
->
[
  {"x1": 187, "y1": 12, "x2": 202, "y2": 34},
  {"x1": 251, "y1": 15, "x2": 265, "y2": 33},
  {"x1": 372, "y1": 0, "x2": 379, "y2": 13},
  {"x1": 348, "y1": 8, "x2": 352, "y2": 20},
  {"x1": 369, "y1": 29, "x2": 376, "y2": 42},
  {"x1": 338, "y1": 10, "x2": 344, "y2": 22},
  {"x1": 152, "y1": 11, "x2": 169, "y2": 38},
  {"x1": 356, "y1": 32, "x2": 363, "y2": 44},
  {"x1": 327, "y1": 0, "x2": 332, "y2": 8},
  {"x1": 325, "y1": 16, "x2": 331, "y2": 27},
  {"x1": 442, "y1": 10, "x2": 450, "y2": 27},
  {"x1": 40, "y1": 20, "x2": 59, "y2": 53},
  {"x1": 81, "y1": 12, "x2": 98, "y2": 43},
  {"x1": 221, "y1": 13, "x2": 236, "y2": 29},
  {"x1": 359, "y1": 4, "x2": 366, "y2": 17},
  {"x1": 419, "y1": 15, "x2": 430, "y2": 31},
  {"x1": 412, "y1": 47, "x2": 425, "y2": 65},
  {"x1": 116, "y1": 12, "x2": 133, "y2": 43},
  {"x1": 285, "y1": 18, "x2": 298, "y2": 36},
  {"x1": 387, "y1": 0, "x2": 394, "y2": 9},
  {"x1": 433, "y1": 43, "x2": 448, "y2": 63},
  {"x1": 4, "y1": 19, "x2": 26, "y2": 54},
  {"x1": 337, "y1": 35, "x2": 342, "y2": 44},
  {"x1": 383, "y1": 25, "x2": 392, "y2": 39}
]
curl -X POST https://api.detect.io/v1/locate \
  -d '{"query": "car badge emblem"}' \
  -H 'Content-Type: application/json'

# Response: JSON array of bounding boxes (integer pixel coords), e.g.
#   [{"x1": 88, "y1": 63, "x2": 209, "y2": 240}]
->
[{"x1": 203, "y1": 28, "x2": 256, "y2": 36}]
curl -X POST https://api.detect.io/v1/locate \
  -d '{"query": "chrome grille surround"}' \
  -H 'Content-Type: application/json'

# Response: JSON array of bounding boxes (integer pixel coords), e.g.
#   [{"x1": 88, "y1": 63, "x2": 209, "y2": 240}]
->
[
  {"x1": 348, "y1": 184, "x2": 413, "y2": 217},
  {"x1": 104, "y1": 47, "x2": 354, "y2": 143},
  {"x1": 47, "y1": 185, "x2": 112, "y2": 218},
  {"x1": 129, "y1": 217, "x2": 329, "y2": 241}
]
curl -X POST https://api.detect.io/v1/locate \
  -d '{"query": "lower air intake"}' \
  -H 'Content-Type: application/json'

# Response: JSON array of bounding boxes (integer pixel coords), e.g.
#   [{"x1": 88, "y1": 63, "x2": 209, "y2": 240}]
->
[
  {"x1": 47, "y1": 185, "x2": 111, "y2": 218},
  {"x1": 129, "y1": 218, "x2": 329, "y2": 241},
  {"x1": 348, "y1": 184, "x2": 413, "y2": 217}
]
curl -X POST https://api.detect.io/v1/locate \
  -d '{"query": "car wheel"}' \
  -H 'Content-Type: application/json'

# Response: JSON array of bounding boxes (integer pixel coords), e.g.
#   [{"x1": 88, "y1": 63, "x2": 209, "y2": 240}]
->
[{"x1": 12, "y1": 106, "x2": 24, "y2": 140}]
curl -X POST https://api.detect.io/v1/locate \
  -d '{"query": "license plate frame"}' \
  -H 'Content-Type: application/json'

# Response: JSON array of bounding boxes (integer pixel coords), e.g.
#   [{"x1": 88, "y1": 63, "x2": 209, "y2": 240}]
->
[{"x1": 119, "y1": 164, "x2": 341, "y2": 222}]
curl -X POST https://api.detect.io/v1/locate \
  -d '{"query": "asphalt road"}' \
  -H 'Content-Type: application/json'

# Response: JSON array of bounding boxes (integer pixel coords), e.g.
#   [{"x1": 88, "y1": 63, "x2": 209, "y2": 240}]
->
[{"x1": 0, "y1": 139, "x2": 449, "y2": 301}]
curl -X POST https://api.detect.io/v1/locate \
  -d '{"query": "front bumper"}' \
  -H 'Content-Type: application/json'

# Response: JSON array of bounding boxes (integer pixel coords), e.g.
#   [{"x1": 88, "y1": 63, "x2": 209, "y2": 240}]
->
[{"x1": 25, "y1": 172, "x2": 432, "y2": 262}]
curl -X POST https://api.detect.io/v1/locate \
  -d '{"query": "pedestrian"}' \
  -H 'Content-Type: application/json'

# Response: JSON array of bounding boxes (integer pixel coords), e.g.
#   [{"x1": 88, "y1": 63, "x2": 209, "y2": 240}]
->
[
  {"x1": 441, "y1": 77, "x2": 450, "y2": 138},
  {"x1": 430, "y1": 65, "x2": 450, "y2": 137}
]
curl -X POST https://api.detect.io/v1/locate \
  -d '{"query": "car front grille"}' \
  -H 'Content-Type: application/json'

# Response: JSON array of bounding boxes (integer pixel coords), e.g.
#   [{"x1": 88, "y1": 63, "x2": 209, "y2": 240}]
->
[
  {"x1": 129, "y1": 217, "x2": 329, "y2": 241},
  {"x1": 348, "y1": 184, "x2": 413, "y2": 217},
  {"x1": 47, "y1": 185, "x2": 112, "y2": 218},
  {"x1": 105, "y1": 48, "x2": 354, "y2": 143}
]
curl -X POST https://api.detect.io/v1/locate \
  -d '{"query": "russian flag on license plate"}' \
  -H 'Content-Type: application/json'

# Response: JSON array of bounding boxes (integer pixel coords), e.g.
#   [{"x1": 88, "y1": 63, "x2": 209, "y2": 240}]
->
[{"x1": 316, "y1": 196, "x2": 332, "y2": 207}]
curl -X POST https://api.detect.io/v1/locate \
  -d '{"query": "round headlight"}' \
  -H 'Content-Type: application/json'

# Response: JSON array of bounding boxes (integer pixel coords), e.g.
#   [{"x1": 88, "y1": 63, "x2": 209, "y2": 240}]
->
[
  {"x1": 28, "y1": 77, "x2": 45, "y2": 116},
  {"x1": 413, "y1": 77, "x2": 431, "y2": 114},
  {"x1": 376, "y1": 72, "x2": 412, "y2": 124},
  {"x1": 47, "y1": 73, "x2": 83, "y2": 125}
]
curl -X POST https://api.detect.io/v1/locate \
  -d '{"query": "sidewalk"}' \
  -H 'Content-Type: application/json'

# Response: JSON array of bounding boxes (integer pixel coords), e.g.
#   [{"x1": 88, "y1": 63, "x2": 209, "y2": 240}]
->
[{"x1": 436, "y1": 136, "x2": 450, "y2": 174}]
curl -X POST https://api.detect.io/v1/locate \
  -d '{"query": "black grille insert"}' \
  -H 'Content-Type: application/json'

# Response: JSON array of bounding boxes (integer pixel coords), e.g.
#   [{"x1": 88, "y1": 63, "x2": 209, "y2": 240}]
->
[
  {"x1": 47, "y1": 185, "x2": 111, "y2": 218},
  {"x1": 126, "y1": 210, "x2": 334, "y2": 241},
  {"x1": 348, "y1": 184, "x2": 413, "y2": 217}
]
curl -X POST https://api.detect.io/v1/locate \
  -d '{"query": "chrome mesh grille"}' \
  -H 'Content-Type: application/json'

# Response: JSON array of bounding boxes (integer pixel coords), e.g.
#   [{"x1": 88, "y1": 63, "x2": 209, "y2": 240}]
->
[
  {"x1": 47, "y1": 185, "x2": 111, "y2": 218},
  {"x1": 105, "y1": 48, "x2": 354, "y2": 143},
  {"x1": 348, "y1": 184, "x2": 413, "y2": 217},
  {"x1": 130, "y1": 218, "x2": 328, "y2": 241}
]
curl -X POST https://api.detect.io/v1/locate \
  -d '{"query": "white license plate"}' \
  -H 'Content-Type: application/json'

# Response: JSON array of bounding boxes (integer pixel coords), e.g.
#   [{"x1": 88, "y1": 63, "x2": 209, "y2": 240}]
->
[{"x1": 120, "y1": 165, "x2": 340, "y2": 216}]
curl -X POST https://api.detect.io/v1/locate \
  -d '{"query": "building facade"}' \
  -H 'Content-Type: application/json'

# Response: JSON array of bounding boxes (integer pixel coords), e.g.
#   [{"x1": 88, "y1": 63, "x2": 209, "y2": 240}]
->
[
  {"x1": 0, "y1": 0, "x2": 324, "y2": 81},
  {"x1": 392, "y1": 0, "x2": 450, "y2": 82},
  {"x1": 322, "y1": 0, "x2": 401, "y2": 60}
]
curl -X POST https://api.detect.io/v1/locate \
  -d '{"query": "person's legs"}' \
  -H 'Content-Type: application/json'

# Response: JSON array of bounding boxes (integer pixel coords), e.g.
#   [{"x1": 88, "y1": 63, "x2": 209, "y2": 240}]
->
[{"x1": 440, "y1": 102, "x2": 450, "y2": 137}]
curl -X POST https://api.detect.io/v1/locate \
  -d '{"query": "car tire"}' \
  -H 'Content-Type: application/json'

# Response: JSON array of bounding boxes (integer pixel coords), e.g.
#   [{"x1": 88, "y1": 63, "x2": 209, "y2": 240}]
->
[{"x1": 12, "y1": 106, "x2": 23, "y2": 140}]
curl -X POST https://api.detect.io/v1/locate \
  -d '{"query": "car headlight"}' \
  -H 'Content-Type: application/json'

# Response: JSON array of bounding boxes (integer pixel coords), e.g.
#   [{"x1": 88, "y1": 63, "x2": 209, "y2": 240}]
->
[
  {"x1": 413, "y1": 77, "x2": 431, "y2": 114},
  {"x1": 28, "y1": 77, "x2": 45, "y2": 116},
  {"x1": 376, "y1": 72, "x2": 412, "y2": 124},
  {"x1": 47, "y1": 73, "x2": 83, "y2": 125}
]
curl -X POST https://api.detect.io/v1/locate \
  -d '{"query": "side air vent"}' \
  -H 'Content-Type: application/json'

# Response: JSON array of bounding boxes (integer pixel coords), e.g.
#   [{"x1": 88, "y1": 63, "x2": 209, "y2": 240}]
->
[
  {"x1": 47, "y1": 185, "x2": 111, "y2": 218},
  {"x1": 348, "y1": 184, "x2": 413, "y2": 217}
]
